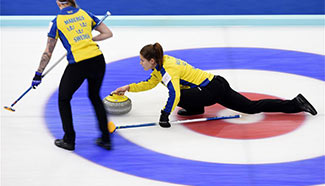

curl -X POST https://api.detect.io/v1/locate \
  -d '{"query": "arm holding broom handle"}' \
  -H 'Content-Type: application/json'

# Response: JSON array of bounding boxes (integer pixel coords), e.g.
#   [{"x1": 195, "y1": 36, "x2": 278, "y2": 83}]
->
[
  {"x1": 42, "y1": 53, "x2": 67, "y2": 77},
  {"x1": 108, "y1": 114, "x2": 241, "y2": 133},
  {"x1": 4, "y1": 11, "x2": 112, "y2": 112}
]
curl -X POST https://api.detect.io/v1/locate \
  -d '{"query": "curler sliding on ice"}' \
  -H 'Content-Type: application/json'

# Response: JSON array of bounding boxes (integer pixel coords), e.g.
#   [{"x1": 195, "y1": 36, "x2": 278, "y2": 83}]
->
[{"x1": 112, "y1": 42, "x2": 317, "y2": 129}]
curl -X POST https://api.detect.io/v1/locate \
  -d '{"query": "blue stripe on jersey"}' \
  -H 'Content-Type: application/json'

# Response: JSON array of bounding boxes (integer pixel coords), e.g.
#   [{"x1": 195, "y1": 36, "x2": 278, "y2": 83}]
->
[
  {"x1": 57, "y1": 29, "x2": 75, "y2": 63},
  {"x1": 48, "y1": 18, "x2": 57, "y2": 38},
  {"x1": 155, "y1": 64, "x2": 167, "y2": 77},
  {"x1": 165, "y1": 81, "x2": 176, "y2": 113},
  {"x1": 159, "y1": 65, "x2": 174, "y2": 113},
  {"x1": 180, "y1": 79, "x2": 197, "y2": 88},
  {"x1": 158, "y1": 66, "x2": 166, "y2": 77},
  {"x1": 84, "y1": 11, "x2": 101, "y2": 29},
  {"x1": 180, "y1": 77, "x2": 211, "y2": 88},
  {"x1": 155, "y1": 64, "x2": 159, "y2": 71},
  {"x1": 200, "y1": 78, "x2": 211, "y2": 87}
]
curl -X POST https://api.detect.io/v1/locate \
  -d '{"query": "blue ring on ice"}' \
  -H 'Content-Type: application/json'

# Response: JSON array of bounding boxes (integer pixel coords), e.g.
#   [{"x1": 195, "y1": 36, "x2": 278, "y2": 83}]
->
[{"x1": 45, "y1": 48, "x2": 325, "y2": 186}]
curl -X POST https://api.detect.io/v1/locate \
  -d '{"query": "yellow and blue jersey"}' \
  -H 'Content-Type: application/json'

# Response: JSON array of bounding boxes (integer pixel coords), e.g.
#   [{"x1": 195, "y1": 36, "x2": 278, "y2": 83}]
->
[
  {"x1": 48, "y1": 6, "x2": 102, "y2": 63},
  {"x1": 129, "y1": 55, "x2": 215, "y2": 113}
]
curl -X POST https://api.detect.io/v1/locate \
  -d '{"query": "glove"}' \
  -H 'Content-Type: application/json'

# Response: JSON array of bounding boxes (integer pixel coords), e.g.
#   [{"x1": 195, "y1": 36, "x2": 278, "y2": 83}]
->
[
  {"x1": 159, "y1": 110, "x2": 171, "y2": 128},
  {"x1": 32, "y1": 71, "x2": 42, "y2": 89}
]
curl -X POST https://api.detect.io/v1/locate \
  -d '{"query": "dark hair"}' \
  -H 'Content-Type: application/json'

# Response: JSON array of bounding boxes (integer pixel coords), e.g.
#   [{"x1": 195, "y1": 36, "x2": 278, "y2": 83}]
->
[
  {"x1": 140, "y1": 43, "x2": 164, "y2": 70},
  {"x1": 58, "y1": 0, "x2": 78, "y2": 8}
]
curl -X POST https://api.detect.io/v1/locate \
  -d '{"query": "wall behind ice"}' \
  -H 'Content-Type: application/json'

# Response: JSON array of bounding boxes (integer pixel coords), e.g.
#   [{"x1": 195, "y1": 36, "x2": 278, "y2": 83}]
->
[{"x1": 1, "y1": 0, "x2": 324, "y2": 15}]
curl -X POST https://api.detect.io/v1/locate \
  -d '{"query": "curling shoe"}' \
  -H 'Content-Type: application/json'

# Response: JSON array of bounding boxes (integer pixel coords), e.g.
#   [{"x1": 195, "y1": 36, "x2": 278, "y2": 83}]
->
[
  {"x1": 177, "y1": 108, "x2": 204, "y2": 116},
  {"x1": 294, "y1": 94, "x2": 317, "y2": 115},
  {"x1": 54, "y1": 139, "x2": 75, "y2": 151},
  {"x1": 96, "y1": 138, "x2": 112, "y2": 150}
]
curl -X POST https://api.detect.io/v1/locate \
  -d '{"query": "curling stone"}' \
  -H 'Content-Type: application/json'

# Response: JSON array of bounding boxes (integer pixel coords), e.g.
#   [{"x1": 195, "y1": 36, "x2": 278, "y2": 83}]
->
[{"x1": 103, "y1": 94, "x2": 132, "y2": 115}]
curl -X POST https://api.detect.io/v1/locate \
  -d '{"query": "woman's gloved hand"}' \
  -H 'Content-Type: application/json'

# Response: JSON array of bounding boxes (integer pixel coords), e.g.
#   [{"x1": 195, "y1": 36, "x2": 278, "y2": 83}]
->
[
  {"x1": 32, "y1": 71, "x2": 42, "y2": 89},
  {"x1": 159, "y1": 110, "x2": 171, "y2": 128}
]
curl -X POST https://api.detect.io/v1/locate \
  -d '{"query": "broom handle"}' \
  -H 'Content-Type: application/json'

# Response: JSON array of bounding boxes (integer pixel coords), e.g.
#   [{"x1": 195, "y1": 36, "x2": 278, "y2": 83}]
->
[{"x1": 116, "y1": 115, "x2": 241, "y2": 130}]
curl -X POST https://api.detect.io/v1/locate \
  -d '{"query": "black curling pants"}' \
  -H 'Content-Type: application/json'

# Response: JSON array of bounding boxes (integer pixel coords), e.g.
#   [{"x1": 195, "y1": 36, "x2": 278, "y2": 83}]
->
[
  {"x1": 177, "y1": 75, "x2": 302, "y2": 114},
  {"x1": 58, "y1": 54, "x2": 109, "y2": 144}
]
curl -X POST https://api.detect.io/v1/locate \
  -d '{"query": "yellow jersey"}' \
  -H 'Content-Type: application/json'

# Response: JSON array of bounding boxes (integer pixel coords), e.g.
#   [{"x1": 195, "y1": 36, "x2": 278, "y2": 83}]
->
[
  {"x1": 48, "y1": 6, "x2": 102, "y2": 63},
  {"x1": 129, "y1": 55, "x2": 214, "y2": 113}
]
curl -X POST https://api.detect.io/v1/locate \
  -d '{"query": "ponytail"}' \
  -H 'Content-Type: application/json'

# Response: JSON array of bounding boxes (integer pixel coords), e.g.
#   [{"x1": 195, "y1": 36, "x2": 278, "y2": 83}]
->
[{"x1": 140, "y1": 42, "x2": 164, "y2": 70}]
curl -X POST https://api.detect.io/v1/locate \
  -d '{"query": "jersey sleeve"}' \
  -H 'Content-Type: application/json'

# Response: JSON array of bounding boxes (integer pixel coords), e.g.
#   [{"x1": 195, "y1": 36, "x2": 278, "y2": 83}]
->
[
  {"x1": 129, "y1": 72, "x2": 161, "y2": 92},
  {"x1": 47, "y1": 18, "x2": 58, "y2": 39},
  {"x1": 85, "y1": 11, "x2": 101, "y2": 29}
]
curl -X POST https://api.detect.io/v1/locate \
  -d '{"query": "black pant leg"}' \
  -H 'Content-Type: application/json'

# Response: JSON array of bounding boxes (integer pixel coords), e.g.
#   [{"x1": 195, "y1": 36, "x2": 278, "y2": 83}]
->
[
  {"x1": 219, "y1": 89, "x2": 301, "y2": 114},
  {"x1": 178, "y1": 88, "x2": 205, "y2": 112},
  {"x1": 211, "y1": 76, "x2": 301, "y2": 114},
  {"x1": 178, "y1": 85, "x2": 217, "y2": 112},
  {"x1": 58, "y1": 64, "x2": 86, "y2": 143},
  {"x1": 85, "y1": 55, "x2": 110, "y2": 142}
]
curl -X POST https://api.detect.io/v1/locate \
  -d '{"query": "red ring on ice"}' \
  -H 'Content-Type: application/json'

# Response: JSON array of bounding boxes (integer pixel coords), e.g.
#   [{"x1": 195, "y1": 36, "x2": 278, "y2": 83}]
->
[{"x1": 174, "y1": 92, "x2": 306, "y2": 139}]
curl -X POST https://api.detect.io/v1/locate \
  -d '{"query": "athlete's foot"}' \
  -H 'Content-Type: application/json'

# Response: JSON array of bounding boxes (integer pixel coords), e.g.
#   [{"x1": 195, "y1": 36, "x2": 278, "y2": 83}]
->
[
  {"x1": 96, "y1": 138, "x2": 112, "y2": 150},
  {"x1": 54, "y1": 139, "x2": 75, "y2": 151},
  {"x1": 294, "y1": 94, "x2": 317, "y2": 115}
]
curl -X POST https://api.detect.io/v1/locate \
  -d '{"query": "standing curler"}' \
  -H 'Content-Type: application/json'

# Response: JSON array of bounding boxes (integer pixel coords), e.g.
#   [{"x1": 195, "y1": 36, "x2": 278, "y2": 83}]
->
[{"x1": 32, "y1": 0, "x2": 113, "y2": 151}]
